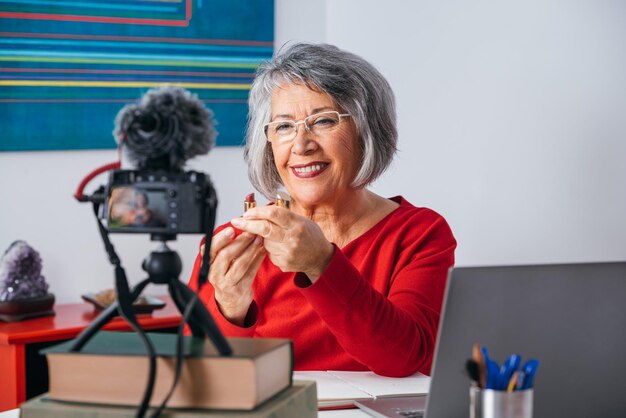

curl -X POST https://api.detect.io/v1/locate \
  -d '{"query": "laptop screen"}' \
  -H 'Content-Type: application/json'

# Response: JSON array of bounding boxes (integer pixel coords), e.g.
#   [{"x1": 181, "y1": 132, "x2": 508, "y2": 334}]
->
[{"x1": 425, "y1": 262, "x2": 626, "y2": 418}]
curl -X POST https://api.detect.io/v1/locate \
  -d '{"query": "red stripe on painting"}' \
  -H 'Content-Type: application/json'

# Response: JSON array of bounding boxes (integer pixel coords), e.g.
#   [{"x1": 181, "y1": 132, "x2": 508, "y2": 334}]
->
[
  {"x1": 0, "y1": 12, "x2": 189, "y2": 27},
  {"x1": 0, "y1": 31, "x2": 273, "y2": 47},
  {"x1": 0, "y1": 99, "x2": 248, "y2": 103}
]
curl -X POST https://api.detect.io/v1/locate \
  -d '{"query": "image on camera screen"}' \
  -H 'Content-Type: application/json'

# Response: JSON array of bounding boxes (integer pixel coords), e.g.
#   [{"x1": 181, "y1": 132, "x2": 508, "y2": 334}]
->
[{"x1": 107, "y1": 186, "x2": 168, "y2": 229}]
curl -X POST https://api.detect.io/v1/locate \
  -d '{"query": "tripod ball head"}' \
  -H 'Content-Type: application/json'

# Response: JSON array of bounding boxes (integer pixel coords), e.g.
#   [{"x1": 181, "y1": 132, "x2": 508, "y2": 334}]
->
[{"x1": 142, "y1": 244, "x2": 182, "y2": 284}]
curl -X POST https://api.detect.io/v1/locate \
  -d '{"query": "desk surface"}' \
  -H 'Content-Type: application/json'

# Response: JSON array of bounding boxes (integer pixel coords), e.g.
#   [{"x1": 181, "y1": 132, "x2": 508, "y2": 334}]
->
[
  {"x1": 0, "y1": 408, "x2": 371, "y2": 417},
  {"x1": 0, "y1": 295, "x2": 181, "y2": 345}
]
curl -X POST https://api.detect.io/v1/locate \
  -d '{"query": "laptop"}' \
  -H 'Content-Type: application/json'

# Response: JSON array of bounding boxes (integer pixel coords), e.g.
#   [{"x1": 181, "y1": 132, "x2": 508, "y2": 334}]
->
[
  {"x1": 357, "y1": 262, "x2": 626, "y2": 418},
  {"x1": 356, "y1": 396, "x2": 427, "y2": 418}
]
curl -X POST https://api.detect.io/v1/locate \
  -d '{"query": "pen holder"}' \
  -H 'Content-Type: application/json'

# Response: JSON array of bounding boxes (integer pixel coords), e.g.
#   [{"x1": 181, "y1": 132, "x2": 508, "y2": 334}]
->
[{"x1": 470, "y1": 386, "x2": 533, "y2": 418}]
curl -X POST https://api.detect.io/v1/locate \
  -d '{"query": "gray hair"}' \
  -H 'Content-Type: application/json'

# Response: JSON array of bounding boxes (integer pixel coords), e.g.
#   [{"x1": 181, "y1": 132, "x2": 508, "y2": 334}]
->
[{"x1": 244, "y1": 42, "x2": 398, "y2": 199}]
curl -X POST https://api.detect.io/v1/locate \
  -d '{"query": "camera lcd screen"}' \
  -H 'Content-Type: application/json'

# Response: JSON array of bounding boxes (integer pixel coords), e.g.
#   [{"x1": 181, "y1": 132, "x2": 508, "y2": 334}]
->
[{"x1": 107, "y1": 186, "x2": 168, "y2": 229}]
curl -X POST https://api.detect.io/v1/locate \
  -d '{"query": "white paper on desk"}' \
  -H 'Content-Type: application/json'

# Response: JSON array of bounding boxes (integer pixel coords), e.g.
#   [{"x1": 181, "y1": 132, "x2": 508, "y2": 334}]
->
[
  {"x1": 327, "y1": 370, "x2": 430, "y2": 397},
  {"x1": 294, "y1": 371, "x2": 368, "y2": 401},
  {"x1": 293, "y1": 370, "x2": 430, "y2": 407}
]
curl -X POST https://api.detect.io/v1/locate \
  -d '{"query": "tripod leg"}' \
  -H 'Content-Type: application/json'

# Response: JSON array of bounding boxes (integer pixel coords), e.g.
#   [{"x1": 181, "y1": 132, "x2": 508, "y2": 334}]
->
[
  {"x1": 69, "y1": 278, "x2": 151, "y2": 352},
  {"x1": 170, "y1": 280, "x2": 232, "y2": 356},
  {"x1": 168, "y1": 282, "x2": 205, "y2": 338}
]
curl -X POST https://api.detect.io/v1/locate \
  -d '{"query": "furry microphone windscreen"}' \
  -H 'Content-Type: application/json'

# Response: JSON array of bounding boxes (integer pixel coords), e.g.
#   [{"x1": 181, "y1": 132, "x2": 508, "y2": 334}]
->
[{"x1": 113, "y1": 86, "x2": 217, "y2": 171}]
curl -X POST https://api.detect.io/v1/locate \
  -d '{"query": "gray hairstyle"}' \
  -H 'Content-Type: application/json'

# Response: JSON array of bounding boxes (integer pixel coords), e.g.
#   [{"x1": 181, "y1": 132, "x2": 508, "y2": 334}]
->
[{"x1": 244, "y1": 42, "x2": 398, "y2": 200}]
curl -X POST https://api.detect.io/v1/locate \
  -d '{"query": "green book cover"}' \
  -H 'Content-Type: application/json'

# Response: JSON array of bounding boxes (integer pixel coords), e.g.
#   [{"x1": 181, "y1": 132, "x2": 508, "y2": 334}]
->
[{"x1": 42, "y1": 331, "x2": 291, "y2": 359}]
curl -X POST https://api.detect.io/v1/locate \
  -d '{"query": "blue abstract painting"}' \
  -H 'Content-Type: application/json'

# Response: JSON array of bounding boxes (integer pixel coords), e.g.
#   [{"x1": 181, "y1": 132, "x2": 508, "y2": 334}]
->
[{"x1": 0, "y1": 0, "x2": 274, "y2": 150}]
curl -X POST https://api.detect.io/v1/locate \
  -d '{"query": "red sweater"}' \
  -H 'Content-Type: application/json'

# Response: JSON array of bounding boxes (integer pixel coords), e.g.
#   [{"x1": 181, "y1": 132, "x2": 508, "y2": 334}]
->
[{"x1": 187, "y1": 196, "x2": 456, "y2": 377}]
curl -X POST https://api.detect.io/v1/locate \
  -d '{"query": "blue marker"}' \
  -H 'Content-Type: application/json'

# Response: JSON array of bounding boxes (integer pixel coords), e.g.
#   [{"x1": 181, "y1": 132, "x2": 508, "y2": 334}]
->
[
  {"x1": 480, "y1": 347, "x2": 495, "y2": 389},
  {"x1": 499, "y1": 354, "x2": 521, "y2": 390},
  {"x1": 487, "y1": 359, "x2": 500, "y2": 389},
  {"x1": 520, "y1": 359, "x2": 540, "y2": 389}
]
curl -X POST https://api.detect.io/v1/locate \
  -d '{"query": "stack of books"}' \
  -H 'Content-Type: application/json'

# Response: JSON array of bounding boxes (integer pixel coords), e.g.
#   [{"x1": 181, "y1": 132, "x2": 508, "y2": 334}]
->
[{"x1": 20, "y1": 331, "x2": 315, "y2": 418}]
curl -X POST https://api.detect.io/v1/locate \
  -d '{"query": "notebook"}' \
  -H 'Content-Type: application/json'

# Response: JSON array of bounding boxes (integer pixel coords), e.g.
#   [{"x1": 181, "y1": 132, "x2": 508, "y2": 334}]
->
[
  {"x1": 294, "y1": 370, "x2": 429, "y2": 409},
  {"x1": 357, "y1": 262, "x2": 626, "y2": 418}
]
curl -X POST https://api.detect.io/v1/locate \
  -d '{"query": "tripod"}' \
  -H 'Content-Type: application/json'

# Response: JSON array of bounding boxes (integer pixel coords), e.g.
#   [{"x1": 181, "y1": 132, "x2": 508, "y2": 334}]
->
[
  {"x1": 72, "y1": 164, "x2": 229, "y2": 417},
  {"x1": 69, "y1": 180, "x2": 231, "y2": 418},
  {"x1": 69, "y1": 236, "x2": 231, "y2": 354}
]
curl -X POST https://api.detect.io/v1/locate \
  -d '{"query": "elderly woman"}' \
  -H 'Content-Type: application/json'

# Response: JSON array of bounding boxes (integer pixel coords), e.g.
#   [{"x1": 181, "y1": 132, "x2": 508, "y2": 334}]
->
[{"x1": 188, "y1": 43, "x2": 456, "y2": 377}]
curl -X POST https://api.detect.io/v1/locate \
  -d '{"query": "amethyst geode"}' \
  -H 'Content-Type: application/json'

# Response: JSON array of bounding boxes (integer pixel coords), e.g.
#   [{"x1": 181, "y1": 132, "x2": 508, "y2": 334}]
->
[{"x1": 0, "y1": 241, "x2": 49, "y2": 301}]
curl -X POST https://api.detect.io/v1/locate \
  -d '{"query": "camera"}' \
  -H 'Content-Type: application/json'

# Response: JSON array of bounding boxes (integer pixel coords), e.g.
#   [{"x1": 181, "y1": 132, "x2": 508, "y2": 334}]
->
[
  {"x1": 74, "y1": 87, "x2": 217, "y2": 238},
  {"x1": 72, "y1": 85, "x2": 220, "y2": 239},
  {"x1": 102, "y1": 169, "x2": 215, "y2": 236}
]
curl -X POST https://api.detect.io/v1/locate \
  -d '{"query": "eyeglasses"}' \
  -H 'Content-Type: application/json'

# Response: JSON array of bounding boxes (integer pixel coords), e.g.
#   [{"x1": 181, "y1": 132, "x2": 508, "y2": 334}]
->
[{"x1": 263, "y1": 111, "x2": 352, "y2": 144}]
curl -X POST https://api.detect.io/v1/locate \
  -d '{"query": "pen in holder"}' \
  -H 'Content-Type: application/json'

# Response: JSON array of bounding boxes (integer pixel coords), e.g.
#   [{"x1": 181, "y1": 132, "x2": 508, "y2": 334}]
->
[
  {"x1": 468, "y1": 344, "x2": 539, "y2": 418},
  {"x1": 470, "y1": 385, "x2": 533, "y2": 418}
]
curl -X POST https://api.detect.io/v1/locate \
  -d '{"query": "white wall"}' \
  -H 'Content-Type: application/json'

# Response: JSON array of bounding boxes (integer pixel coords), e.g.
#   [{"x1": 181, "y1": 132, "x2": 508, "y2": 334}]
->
[
  {"x1": 1, "y1": 0, "x2": 625, "y2": 303},
  {"x1": 325, "y1": 0, "x2": 626, "y2": 266}
]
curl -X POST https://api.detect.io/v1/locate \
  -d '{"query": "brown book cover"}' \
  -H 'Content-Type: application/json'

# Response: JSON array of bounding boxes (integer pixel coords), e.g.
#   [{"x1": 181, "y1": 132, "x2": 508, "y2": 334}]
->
[
  {"x1": 20, "y1": 380, "x2": 317, "y2": 418},
  {"x1": 41, "y1": 331, "x2": 293, "y2": 410}
]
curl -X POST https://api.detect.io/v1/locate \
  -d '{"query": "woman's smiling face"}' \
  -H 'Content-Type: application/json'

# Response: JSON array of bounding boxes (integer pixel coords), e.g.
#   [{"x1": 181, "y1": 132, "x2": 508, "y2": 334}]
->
[{"x1": 268, "y1": 82, "x2": 360, "y2": 209}]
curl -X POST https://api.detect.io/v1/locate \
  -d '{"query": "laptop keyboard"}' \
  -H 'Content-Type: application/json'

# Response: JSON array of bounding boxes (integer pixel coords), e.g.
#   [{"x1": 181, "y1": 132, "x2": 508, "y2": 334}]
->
[{"x1": 396, "y1": 410, "x2": 425, "y2": 418}]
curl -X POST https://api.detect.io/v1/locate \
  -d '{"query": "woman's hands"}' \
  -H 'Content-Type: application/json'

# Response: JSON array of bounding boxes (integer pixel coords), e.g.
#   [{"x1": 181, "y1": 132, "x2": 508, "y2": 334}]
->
[
  {"x1": 200, "y1": 205, "x2": 334, "y2": 325},
  {"x1": 230, "y1": 206, "x2": 334, "y2": 282},
  {"x1": 200, "y1": 226, "x2": 265, "y2": 326}
]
